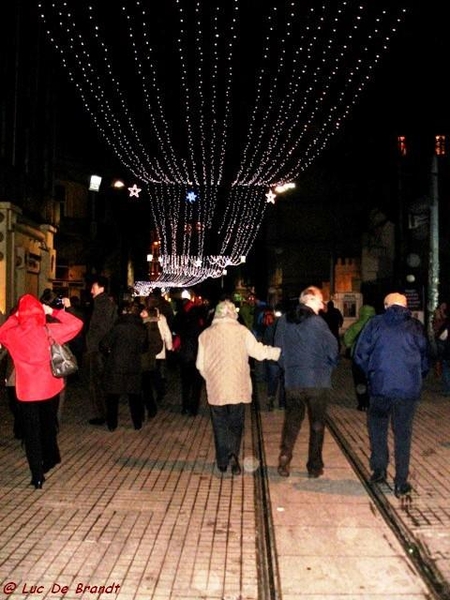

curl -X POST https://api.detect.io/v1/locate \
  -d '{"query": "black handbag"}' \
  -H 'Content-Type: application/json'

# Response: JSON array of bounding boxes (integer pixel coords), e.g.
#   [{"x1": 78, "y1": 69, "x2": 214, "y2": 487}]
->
[{"x1": 46, "y1": 326, "x2": 78, "y2": 378}]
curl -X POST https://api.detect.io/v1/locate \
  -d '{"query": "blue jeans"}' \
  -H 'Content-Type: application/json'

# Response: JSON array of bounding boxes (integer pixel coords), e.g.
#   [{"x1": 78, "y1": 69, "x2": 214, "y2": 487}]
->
[
  {"x1": 209, "y1": 404, "x2": 245, "y2": 469},
  {"x1": 280, "y1": 388, "x2": 329, "y2": 473},
  {"x1": 368, "y1": 396, "x2": 418, "y2": 486}
]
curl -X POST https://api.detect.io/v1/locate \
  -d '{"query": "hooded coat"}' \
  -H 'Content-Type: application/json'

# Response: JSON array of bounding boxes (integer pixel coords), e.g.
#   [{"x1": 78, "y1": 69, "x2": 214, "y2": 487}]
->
[
  {"x1": 0, "y1": 294, "x2": 83, "y2": 401},
  {"x1": 343, "y1": 304, "x2": 376, "y2": 356},
  {"x1": 353, "y1": 305, "x2": 429, "y2": 399},
  {"x1": 274, "y1": 303, "x2": 339, "y2": 389}
]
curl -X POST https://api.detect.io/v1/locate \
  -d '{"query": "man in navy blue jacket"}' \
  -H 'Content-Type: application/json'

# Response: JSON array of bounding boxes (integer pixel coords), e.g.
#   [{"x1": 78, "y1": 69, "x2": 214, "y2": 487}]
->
[
  {"x1": 275, "y1": 286, "x2": 339, "y2": 478},
  {"x1": 354, "y1": 293, "x2": 429, "y2": 497}
]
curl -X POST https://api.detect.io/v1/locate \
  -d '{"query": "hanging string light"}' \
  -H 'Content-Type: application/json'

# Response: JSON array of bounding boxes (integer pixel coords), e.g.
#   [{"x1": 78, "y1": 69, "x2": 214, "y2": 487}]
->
[{"x1": 38, "y1": 1, "x2": 407, "y2": 288}]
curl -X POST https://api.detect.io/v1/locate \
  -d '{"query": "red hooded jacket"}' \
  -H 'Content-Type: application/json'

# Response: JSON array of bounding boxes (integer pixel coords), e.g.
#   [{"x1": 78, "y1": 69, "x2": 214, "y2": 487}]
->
[{"x1": 0, "y1": 294, "x2": 83, "y2": 401}]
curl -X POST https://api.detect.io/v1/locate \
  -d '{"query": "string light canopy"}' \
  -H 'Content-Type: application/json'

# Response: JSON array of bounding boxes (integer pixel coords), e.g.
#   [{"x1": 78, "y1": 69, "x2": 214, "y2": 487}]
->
[{"x1": 38, "y1": 0, "x2": 407, "y2": 288}]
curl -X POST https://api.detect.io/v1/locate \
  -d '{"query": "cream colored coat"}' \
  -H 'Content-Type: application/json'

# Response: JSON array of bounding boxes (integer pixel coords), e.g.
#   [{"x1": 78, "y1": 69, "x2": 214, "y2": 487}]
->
[{"x1": 196, "y1": 317, "x2": 281, "y2": 406}]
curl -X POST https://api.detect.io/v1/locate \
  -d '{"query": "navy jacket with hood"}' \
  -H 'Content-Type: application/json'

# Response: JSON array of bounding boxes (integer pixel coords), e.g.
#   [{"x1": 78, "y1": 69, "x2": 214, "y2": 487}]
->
[
  {"x1": 353, "y1": 305, "x2": 429, "y2": 400},
  {"x1": 275, "y1": 303, "x2": 339, "y2": 389}
]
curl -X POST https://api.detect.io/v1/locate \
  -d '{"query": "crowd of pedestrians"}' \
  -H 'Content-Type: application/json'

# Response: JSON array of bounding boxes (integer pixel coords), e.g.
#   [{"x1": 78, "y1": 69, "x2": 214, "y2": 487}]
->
[{"x1": 0, "y1": 279, "x2": 440, "y2": 499}]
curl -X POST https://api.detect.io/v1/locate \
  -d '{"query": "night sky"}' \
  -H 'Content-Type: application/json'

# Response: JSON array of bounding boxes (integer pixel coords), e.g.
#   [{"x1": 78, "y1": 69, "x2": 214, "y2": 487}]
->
[
  {"x1": 44, "y1": 1, "x2": 448, "y2": 292},
  {"x1": 53, "y1": 1, "x2": 448, "y2": 184}
]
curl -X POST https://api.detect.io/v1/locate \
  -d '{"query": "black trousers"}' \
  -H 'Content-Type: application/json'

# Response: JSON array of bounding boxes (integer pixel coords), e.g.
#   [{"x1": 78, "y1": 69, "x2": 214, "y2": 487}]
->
[
  {"x1": 280, "y1": 388, "x2": 329, "y2": 473},
  {"x1": 142, "y1": 367, "x2": 164, "y2": 417},
  {"x1": 209, "y1": 403, "x2": 245, "y2": 469},
  {"x1": 179, "y1": 361, "x2": 203, "y2": 415},
  {"x1": 86, "y1": 351, "x2": 106, "y2": 420},
  {"x1": 106, "y1": 393, "x2": 144, "y2": 430},
  {"x1": 19, "y1": 395, "x2": 60, "y2": 482}
]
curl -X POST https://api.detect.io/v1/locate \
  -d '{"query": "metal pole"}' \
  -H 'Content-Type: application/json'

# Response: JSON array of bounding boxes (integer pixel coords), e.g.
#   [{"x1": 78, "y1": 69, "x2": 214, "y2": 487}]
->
[{"x1": 427, "y1": 154, "x2": 439, "y2": 348}]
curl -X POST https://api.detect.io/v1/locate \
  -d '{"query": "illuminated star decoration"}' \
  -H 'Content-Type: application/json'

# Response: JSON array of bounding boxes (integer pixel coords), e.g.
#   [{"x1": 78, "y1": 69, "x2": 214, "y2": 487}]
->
[
  {"x1": 128, "y1": 184, "x2": 142, "y2": 198},
  {"x1": 186, "y1": 191, "x2": 197, "y2": 204},
  {"x1": 265, "y1": 190, "x2": 276, "y2": 204}
]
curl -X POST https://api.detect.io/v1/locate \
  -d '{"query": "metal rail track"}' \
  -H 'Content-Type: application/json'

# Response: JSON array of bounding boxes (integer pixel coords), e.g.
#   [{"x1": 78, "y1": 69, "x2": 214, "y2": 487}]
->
[
  {"x1": 326, "y1": 416, "x2": 450, "y2": 600},
  {"x1": 251, "y1": 381, "x2": 282, "y2": 600},
  {"x1": 250, "y1": 377, "x2": 449, "y2": 600}
]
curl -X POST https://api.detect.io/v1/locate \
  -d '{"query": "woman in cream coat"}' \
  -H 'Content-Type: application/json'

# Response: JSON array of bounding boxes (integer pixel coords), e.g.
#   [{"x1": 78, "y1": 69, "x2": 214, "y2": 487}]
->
[{"x1": 196, "y1": 300, "x2": 280, "y2": 475}]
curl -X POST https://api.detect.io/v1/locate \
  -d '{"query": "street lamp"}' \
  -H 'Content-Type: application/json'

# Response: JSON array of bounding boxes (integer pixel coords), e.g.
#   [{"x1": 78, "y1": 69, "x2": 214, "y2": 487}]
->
[
  {"x1": 89, "y1": 175, "x2": 102, "y2": 240},
  {"x1": 89, "y1": 175, "x2": 102, "y2": 192}
]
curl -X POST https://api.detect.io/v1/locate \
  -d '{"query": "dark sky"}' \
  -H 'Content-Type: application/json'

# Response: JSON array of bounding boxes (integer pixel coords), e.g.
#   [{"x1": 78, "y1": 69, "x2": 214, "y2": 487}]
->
[
  {"x1": 38, "y1": 1, "x2": 447, "y2": 295},
  {"x1": 53, "y1": 1, "x2": 448, "y2": 177},
  {"x1": 49, "y1": 0, "x2": 448, "y2": 244}
]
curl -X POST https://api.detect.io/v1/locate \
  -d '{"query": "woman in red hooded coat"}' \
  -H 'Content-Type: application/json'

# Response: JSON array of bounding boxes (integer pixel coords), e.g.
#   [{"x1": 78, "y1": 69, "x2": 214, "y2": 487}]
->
[{"x1": 0, "y1": 294, "x2": 83, "y2": 488}]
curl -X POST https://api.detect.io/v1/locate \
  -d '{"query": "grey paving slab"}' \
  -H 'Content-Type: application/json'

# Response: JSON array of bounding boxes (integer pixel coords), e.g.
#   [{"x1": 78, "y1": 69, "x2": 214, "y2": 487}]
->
[
  {"x1": 257, "y1": 366, "x2": 434, "y2": 599},
  {"x1": 328, "y1": 360, "x2": 450, "y2": 595},
  {"x1": 0, "y1": 374, "x2": 257, "y2": 600},
  {"x1": 0, "y1": 358, "x2": 445, "y2": 599}
]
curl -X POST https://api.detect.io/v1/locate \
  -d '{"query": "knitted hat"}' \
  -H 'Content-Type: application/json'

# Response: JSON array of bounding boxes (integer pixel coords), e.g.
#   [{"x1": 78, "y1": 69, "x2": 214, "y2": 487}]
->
[
  {"x1": 384, "y1": 293, "x2": 407, "y2": 308},
  {"x1": 214, "y1": 300, "x2": 238, "y2": 320}
]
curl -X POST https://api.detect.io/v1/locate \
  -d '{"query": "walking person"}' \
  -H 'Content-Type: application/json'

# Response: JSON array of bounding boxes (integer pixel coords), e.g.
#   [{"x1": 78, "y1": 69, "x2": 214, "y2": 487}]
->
[
  {"x1": 196, "y1": 300, "x2": 280, "y2": 475},
  {"x1": 274, "y1": 286, "x2": 339, "y2": 478},
  {"x1": 85, "y1": 276, "x2": 118, "y2": 425},
  {"x1": 100, "y1": 301, "x2": 147, "y2": 431},
  {"x1": 262, "y1": 307, "x2": 286, "y2": 411},
  {"x1": 147, "y1": 289, "x2": 175, "y2": 389},
  {"x1": 322, "y1": 300, "x2": 344, "y2": 352},
  {"x1": 0, "y1": 294, "x2": 83, "y2": 488},
  {"x1": 343, "y1": 304, "x2": 376, "y2": 411},
  {"x1": 353, "y1": 293, "x2": 429, "y2": 497},
  {"x1": 147, "y1": 288, "x2": 175, "y2": 330},
  {"x1": 172, "y1": 297, "x2": 205, "y2": 416},
  {"x1": 140, "y1": 305, "x2": 173, "y2": 418}
]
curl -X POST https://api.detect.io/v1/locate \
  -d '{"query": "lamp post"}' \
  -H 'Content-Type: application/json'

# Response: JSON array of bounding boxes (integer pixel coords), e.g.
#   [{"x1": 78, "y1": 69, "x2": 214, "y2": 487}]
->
[{"x1": 427, "y1": 146, "x2": 441, "y2": 350}]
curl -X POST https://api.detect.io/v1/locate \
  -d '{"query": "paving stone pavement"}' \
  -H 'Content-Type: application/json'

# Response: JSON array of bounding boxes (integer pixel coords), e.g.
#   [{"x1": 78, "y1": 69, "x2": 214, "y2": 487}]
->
[
  {"x1": 327, "y1": 359, "x2": 450, "y2": 598},
  {"x1": 0, "y1": 358, "x2": 446, "y2": 599}
]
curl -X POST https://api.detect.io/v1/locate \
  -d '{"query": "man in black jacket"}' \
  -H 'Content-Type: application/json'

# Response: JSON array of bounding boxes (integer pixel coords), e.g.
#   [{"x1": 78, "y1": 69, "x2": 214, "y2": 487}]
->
[{"x1": 85, "y1": 276, "x2": 118, "y2": 425}]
